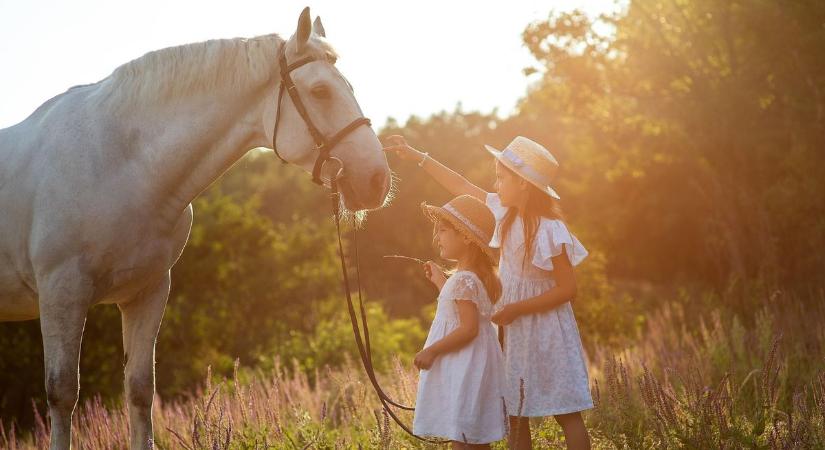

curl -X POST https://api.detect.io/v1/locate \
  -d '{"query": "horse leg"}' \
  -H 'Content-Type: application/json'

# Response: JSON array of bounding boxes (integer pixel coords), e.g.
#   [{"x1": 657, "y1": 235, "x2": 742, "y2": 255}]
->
[
  {"x1": 38, "y1": 270, "x2": 93, "y2": 450},
  {"x1": 119, "y1": 272, "x2": 170, "y2": 450}
]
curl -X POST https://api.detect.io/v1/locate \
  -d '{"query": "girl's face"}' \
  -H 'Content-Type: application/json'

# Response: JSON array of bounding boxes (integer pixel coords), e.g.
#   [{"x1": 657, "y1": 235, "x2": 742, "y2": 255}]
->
[
  {"x1": 495, "y1": 161, "x2": 527, "y2": 208},
  {"x1": 433, "y1": 219, "x2": 470, "y2": 261}
]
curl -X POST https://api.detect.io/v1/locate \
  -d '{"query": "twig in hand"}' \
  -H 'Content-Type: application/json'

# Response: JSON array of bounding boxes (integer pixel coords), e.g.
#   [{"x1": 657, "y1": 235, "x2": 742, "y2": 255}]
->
[{"x1": 382, "y1": 255, "x2": 427, "y2": 265}]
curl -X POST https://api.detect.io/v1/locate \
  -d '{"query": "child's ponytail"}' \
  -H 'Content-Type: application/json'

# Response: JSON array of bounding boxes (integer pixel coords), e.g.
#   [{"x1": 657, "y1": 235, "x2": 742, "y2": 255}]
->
[{"x1": 467, "y1": 244, "x2": 501, "y2": 304}]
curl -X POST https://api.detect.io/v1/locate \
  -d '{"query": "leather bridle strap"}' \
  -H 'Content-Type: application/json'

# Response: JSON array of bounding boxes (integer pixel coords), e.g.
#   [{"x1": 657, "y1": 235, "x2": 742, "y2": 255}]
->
[
  {"x1": 329, "y1": 177, "x2": 450, "y2": 445},
  {"x1": 272, "y1": 43, "x2": 446, "y2": 444},
  {"x1": 272, "y1": 48, "x2": 372, "y2": 186}
]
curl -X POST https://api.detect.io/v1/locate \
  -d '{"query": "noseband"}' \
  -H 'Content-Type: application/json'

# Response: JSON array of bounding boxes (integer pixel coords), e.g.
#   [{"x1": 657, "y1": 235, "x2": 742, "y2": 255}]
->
[{"x1": 271, "y1": 47, "x2": 371, "y2": 186}]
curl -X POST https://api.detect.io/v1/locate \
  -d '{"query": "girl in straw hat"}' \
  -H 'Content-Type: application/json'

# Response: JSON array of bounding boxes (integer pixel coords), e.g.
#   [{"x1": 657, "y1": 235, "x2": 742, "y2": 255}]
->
[
  {"x1": 412, "y1": 195, "x2": 507, "y2": 448},
  {"x1": 386, "y1": 135, "x2": 592, "y2": 450}
]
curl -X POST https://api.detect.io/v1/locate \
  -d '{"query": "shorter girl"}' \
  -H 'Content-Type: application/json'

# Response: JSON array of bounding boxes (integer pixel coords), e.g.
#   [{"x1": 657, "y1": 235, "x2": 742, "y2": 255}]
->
[{"x1": 412, "y1": 195, "x2": 507, "y2": 449}]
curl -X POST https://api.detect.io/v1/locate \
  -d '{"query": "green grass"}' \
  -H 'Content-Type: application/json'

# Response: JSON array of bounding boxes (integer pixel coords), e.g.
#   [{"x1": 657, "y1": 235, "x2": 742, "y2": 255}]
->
[{"x1": 3, "y1": 288, "x2": 824, "y2": 449}]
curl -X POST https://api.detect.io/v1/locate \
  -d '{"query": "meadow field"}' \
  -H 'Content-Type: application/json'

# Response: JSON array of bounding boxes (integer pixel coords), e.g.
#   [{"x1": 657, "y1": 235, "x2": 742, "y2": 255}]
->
[{"x1": 3, "y1": 284, "x2": 823, "y2": 449}]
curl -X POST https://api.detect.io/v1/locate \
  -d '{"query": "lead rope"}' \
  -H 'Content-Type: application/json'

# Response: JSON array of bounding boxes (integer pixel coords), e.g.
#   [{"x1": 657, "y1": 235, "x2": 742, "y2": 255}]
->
[
  {"x1": 329, "y1": 176, "x2": 449, "y2": 445},
  {"x1": 352, "y1": 227, "x2": 420, "y2": 411}
]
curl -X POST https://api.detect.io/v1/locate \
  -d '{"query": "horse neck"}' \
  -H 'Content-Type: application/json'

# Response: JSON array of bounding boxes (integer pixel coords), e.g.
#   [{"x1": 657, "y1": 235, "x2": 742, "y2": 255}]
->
[{"x1": 129, "y1": 41, "x2": 283, "y2": 224}]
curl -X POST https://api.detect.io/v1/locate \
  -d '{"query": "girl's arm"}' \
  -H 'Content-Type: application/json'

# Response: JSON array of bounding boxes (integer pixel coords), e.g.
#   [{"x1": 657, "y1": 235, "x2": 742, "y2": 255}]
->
[
  {"x1": 491, "y1": 249, "x2": 578, "y2": 325},
  {"x1": 384, "y1": 135, "x2": 488, "y2": 201},
  {"x1": 414, "y1": 300, "x2": 479, "y2": 370}
]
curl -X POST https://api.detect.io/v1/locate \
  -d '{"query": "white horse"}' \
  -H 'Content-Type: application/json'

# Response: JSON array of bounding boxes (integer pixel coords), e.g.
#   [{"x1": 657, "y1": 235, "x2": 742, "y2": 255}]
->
[{"x1": 0, "y1": 7, "x2": 390, "y2": 449}]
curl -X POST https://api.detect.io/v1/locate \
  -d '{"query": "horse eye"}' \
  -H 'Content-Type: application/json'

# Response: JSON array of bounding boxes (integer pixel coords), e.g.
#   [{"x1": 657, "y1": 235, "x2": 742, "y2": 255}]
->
[{"x1": 311, "y1": 85, "x2": 331, "y2": 99}]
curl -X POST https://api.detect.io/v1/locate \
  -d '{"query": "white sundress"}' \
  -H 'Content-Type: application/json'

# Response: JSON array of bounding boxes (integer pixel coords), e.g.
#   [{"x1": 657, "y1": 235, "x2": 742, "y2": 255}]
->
[
  {"x1": 413, "y1": 270, "x2": 508, "y2": 444},
  {"x1": 486, "y1": 192, "x2": 593, "y2": 417}
]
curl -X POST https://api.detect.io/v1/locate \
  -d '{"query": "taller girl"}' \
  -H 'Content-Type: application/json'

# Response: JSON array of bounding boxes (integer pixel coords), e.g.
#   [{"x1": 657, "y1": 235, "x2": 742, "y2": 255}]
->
[{"x1": 386, "y1": 135, "x2": 592, "y2": 450}]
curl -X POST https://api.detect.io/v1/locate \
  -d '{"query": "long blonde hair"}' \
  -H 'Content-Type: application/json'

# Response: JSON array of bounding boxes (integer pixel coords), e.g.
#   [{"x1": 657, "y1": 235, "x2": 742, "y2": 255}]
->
[
  {"x1": 499, "y1": 164, "x2": 564, "y2": 268},
  {"x1": 433, "y1": 219, "x2": 502, "y2": 303}
]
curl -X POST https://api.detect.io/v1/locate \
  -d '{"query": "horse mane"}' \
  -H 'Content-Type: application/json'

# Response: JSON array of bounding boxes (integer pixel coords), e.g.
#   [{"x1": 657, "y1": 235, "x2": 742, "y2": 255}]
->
[{"x1": 101, "y1": 34, "x2": 284, "y2": 106}]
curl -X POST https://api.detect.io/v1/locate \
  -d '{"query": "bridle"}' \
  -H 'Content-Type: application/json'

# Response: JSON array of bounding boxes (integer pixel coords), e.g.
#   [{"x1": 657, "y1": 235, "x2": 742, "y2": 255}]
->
[
  {"x1": 271, "y1": 45, "x2": 371, "y2": 186},
  {"x1": 270, "y1": 44, "x2": 450, "y2": 444}
]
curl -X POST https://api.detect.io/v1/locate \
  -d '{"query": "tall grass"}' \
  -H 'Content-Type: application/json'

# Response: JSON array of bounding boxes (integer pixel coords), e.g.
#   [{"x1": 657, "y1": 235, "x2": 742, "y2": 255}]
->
[
  {"x1": 1, "y1": 356, "x2": 425, "y2": 449},
  {"x1": 585, "y1": 288, "x2": 825, "y2": 449},
  {"x1": 3, "y1": 289, "x2": 824, "y2": 449}
]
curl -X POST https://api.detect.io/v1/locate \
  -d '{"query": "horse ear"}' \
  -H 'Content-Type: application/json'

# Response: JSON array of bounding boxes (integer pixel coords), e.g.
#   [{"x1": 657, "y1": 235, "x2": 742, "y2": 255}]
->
[
  {"x1": 313, "y1": 16, "x2": 326, "y2": 38},
  {"x1": 296, "y1": 7, "x2": 312, "y2": 51}
]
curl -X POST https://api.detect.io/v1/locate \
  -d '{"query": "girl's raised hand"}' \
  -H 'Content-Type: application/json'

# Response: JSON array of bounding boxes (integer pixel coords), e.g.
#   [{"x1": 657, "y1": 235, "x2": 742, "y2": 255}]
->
[
  {"x1": 383, "y1": 135, "x2": 424, "y2": 162},
  {"x1": 423, "y1": 260, "x2": 447, "y2": 288}
]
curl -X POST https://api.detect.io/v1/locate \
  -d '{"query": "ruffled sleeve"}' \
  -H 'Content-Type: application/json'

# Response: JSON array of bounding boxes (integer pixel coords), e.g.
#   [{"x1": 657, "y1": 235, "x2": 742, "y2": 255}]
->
[
  {"x1": 448, "y1": 271, "x2": 491, "y2": 316},
  {"x1": 531, "y1": 219, "x2": 589, "y2": 271},
  {"x1": 485, "y1": 192, "x2": 508, "y2": 248}
]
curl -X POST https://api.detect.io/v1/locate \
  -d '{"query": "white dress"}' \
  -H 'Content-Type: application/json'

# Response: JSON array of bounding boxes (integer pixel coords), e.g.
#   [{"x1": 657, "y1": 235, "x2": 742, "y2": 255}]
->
[
  {"x1": 486, "y1": 193, "x2": 593, "y2": 417},
  {"x1": 413, "y1": 270, "x2": 507, "y2": 444}
]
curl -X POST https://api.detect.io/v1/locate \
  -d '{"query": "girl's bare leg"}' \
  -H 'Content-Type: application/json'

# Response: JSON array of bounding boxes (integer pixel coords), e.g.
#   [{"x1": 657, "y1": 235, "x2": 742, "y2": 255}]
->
[
  {"x1": 554, "y1": 412, "x2": 591, "y2": 450},
  {"x1": 507, "y1": 416, "x2": 532, "y2": 450}
]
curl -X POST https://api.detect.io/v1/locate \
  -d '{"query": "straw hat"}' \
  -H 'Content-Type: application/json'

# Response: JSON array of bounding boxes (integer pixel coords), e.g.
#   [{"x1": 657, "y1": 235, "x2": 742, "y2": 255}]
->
[
  {"x1": 485, "y1": 136, "x2": 562, "y2": 200},
  {"x1": 421, "y1": 195, "x2": 498, "y2": 264}
]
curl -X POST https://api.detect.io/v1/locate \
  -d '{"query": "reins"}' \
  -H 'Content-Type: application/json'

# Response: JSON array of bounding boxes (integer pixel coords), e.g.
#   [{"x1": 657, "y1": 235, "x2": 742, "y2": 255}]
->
[
  {"x1": 327, "y1": 172, "x2": 448, "y2": 444},
  {"x1": 271, "y1": 39, "x2": 448, "y2": 443}
]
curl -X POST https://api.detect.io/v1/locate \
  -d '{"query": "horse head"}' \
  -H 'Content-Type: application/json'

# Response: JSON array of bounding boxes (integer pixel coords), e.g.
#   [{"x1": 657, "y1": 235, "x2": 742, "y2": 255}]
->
[{"x1": 272, "y1": 7, "x2": 391, "y2": 212}]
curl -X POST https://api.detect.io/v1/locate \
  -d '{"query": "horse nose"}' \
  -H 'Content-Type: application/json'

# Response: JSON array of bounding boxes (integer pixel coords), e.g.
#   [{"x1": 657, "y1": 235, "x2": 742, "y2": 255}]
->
[{"x1": 370, "y1": 170, "x2": 389, "y2": 195}]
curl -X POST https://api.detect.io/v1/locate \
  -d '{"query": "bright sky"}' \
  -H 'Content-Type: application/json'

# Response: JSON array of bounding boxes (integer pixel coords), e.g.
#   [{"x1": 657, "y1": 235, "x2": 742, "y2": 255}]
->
[{"x1": 0, "y1": 0, "x2": 621, "y2": 130}]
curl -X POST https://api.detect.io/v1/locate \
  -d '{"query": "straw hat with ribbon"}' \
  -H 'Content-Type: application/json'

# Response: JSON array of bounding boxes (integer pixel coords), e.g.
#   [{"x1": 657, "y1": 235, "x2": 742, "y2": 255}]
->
[
  {"x1": 421, "y1": 195, "x2": 498, "y2": 264},
  {"x1": 485, "y1": 136, "x2": 562, "y2": 200}
]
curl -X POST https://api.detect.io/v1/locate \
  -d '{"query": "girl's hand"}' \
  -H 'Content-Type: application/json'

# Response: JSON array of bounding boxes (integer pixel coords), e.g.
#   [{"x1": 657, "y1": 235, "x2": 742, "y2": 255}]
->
[
  {"x1": 491, "y1": 304, "x2": 520, "y2": 326},
  {"x1": 423, "y1": 261, "x2": 447, "y2": 288},
  {"x1": 413, "y1": 348, "x2": 437, "y2": 370},
  {"x1": 383, "y1": 135, "x2": 425, "y2": 162}
]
